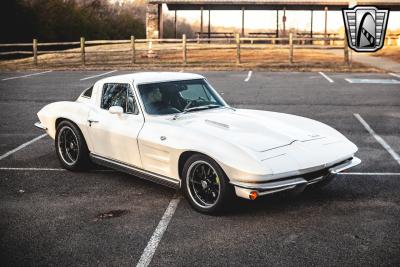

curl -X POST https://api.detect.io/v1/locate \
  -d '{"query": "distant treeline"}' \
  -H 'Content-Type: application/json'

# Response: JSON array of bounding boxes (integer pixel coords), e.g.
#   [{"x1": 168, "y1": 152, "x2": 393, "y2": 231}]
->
[{"x1": 1, "y1": 0, "x2": 194, "y2": 43}]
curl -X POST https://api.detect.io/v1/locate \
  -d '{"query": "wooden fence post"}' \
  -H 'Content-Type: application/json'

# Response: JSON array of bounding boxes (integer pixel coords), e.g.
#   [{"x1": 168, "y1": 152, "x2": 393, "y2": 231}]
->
[
  {"x1": 289, "y1": 33, "x2": 293, "y2": 64},
  {"x1": 33, "y1": 39, "x2": 38, "y2": 65},
  {"x1": 131, "y1": 35, "x2": 135, "y2": 64},
  {"x1": 236, "y1": 33, "x2": 241, "y2": 65},
  {"x1": 344, "y1": 37, "x2": 349, "y2": 65},
  {"x1": 182, "y1": 34, "x2": 187, "y2": 64},
  {"x1": 80, "y1": 37, "x2": 85, "y2": 65}
]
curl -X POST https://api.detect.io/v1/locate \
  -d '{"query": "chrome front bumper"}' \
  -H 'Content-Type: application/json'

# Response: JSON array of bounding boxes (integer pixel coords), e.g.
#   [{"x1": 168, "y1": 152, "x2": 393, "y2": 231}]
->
[
  {"x1": 232, "y1": 157, "x2": 361, "y2": 200},
  {"x1": 34, "y1": 121, "x2": 47, "y2": 130}
]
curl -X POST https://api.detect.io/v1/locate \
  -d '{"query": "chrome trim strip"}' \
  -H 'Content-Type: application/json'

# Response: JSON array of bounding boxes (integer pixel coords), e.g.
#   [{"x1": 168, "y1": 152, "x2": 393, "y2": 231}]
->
[
  {"x1": 90, "y1": 153, "x2": 180, "y2": 189},
  {"x1": 258, "y1": 185, "x2": 298, "y2": 196},
  {"x1": 204, "y1": 119, "x2": 230, "y2": 129},
  {"x1": 34, "y1": 122, "x2": 47, "y2": 130},
  {"x1": 306, "y1": 176, "x2": 325, "y2": 185},
  {"x1": 329, "y1": 157, "x2": 361, "y2": 174},
  {"x1": 230, "y1": 177, "x2": 307, "y2": 191}
]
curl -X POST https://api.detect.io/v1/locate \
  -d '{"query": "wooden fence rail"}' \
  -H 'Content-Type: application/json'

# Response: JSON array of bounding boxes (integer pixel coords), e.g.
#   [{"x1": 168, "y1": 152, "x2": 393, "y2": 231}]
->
[
  {"x1": 37, "y1": 41, "x2": 81, "y2": 46},
  {"x1": 0, "y1": 36, "x2": 345, "y2": 47},
  {"x1": 0, "y1": 35, "x2": 356, "y2": 66}
]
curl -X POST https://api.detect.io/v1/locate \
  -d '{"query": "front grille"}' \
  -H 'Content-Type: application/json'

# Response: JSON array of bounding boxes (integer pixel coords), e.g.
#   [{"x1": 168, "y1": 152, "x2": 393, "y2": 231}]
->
[
  {"x1": 301, "y1": 168, "x2": 330, "y2": 181},
  {"x1": 268, "y1": 158, "x2": 352, "y2": 183}
]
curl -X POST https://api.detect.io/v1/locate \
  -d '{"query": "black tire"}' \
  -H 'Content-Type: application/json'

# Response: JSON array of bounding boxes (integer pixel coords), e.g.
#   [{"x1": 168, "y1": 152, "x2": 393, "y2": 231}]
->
[
  {"x1": 182, "y1": 154, "x2": 234, "y2": 214},
  {"x1": 55, "y1": 120, "x2": 90, "y2": 171}
]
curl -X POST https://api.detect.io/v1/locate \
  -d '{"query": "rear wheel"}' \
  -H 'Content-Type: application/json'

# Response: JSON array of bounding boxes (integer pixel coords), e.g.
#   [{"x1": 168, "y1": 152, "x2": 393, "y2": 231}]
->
[
  {"x1": 182, "y1": 154, "x2": 234, "y2": 214},
  {"x1": 55, "y1": 120, "x2": 90, "y2": 171}
]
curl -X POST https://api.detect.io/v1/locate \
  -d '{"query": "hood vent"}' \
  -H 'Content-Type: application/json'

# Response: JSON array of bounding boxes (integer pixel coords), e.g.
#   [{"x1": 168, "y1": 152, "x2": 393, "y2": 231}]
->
[{"x1": 205, "y1": 119, "x2": 230, "y2": 129}]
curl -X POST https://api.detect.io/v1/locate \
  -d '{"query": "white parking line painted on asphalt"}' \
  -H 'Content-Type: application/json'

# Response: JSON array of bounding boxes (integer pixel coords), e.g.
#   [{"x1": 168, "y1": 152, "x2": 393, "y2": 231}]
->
[
  {"x1": 354, "y1": 113, "x2": 400, "y2": 166},
  {"x1": 0, "y1": 167, "x2": 66, "y2": 171},
  {"x1": 244, "y1": 71, "x2": 252, "y2": 82},
  {"x1": 318, "y1": 72, "x2": 334, "y2": 83},
  {"x1": 389, "y1": 73, "x2": 400, "y2": 79},
  {"x1": 338, "y1": 172, "x2": 400, "y2": 176},
  {"x1": 0, "y1": 134, "x2": 47, "y2": 161},
  {"x1": 136, "y1": 195, "x2": 181, "y2": 267},
  {"x1": 0, "y1": 167, "x2": 112, "y2": 172},
  {"x1": 2, "y1": 70, "x2": 53, "y2": 81},
  {"x1": 80, "y1": 70, "x2": 117, "y2": 81},
  {"x1": 346, "y1": 78, "x2": 400, "y2": 84}
]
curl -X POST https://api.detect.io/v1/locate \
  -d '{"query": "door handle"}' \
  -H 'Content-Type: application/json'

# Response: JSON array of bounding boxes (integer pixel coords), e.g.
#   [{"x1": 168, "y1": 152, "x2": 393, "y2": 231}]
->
[{"x1": 88, "y1": 119, "x2": 99, "y2": 127}]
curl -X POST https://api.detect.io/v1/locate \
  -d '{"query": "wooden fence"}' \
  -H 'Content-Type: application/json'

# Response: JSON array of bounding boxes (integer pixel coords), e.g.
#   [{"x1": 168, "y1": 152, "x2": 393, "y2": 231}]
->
[{"x1": 0, "y1": 34, "x2": 358, "y2": 66}]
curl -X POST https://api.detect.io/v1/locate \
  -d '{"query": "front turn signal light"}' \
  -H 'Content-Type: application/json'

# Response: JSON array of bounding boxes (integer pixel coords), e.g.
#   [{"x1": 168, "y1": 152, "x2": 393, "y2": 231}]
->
[{"x1": 249, "y1": 191, "x2": 258, "y2": 200}]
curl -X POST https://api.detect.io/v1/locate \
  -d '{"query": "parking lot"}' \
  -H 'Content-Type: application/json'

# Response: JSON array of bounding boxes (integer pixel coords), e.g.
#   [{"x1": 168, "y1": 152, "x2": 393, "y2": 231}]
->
[{"x1": 0, "y1": 69, "x2": 399, "y2": 266}]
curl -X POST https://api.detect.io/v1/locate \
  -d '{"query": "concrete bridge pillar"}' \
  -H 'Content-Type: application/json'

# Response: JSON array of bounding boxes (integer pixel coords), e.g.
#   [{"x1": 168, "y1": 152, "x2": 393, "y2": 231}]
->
[{"x1": 146, "y1": 3, "x2": 163, "y2": 39}]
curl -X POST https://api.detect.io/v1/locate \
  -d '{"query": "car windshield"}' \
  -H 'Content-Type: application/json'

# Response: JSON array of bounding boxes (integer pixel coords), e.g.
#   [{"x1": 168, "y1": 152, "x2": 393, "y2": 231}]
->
[{"x1": 137, "y1": 79, "x2": 225, "y2": 115}]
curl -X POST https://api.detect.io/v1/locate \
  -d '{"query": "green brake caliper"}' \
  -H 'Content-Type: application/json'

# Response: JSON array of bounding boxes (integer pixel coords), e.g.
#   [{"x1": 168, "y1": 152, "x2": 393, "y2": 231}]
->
[{"x1": 215, "y1": 175, "x2": 220, "y2": 185}]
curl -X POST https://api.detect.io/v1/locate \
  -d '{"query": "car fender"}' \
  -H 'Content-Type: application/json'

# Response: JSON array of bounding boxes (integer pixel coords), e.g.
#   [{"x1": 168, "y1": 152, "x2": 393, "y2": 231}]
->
[
  {"x1": 37, "y1": 101, "x2": 93, "y2": 149},
  {"x1": 138, "y1": 120, "x2": 271, "y2": 182}
]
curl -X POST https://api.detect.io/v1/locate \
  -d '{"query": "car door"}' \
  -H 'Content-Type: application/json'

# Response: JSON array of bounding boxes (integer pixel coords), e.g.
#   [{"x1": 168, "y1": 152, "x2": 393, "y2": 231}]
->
[{"x1": 87, "y1": 82, "x2": 144, "y2": 168}]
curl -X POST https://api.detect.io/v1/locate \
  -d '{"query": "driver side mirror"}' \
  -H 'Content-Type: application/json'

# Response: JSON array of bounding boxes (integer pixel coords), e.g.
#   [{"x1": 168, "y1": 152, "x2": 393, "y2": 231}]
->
[{"x1": 109, "y1": 106, "x2": 123, "y2": 115}]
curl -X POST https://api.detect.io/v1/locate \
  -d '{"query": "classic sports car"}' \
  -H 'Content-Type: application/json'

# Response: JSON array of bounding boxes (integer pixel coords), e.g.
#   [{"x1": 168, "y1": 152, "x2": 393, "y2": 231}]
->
[{"x1": 35, "y1": 72, "x2": 361, "y2": 214}]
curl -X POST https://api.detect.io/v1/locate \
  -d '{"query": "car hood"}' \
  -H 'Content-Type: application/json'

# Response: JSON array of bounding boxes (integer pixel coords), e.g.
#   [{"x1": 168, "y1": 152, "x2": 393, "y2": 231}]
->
[{"x1": 176, "y1": 108, "x2": 336, "y2": 152}]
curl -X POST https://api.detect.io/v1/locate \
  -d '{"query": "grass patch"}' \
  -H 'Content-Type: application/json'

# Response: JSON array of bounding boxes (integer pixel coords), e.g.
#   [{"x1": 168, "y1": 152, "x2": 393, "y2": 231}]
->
[{"x1": 372, "y1": 46, "x2": 400, "y2": 63}]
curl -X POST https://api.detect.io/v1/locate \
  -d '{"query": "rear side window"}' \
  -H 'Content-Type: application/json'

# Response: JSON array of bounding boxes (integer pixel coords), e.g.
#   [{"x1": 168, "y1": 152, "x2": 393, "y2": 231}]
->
[
  {"x1": 101, "y1": 83, "x2": 138, "y2": 114},
  {"x1": 82, "y1": 86, "x2": 93, "y2": 98}
]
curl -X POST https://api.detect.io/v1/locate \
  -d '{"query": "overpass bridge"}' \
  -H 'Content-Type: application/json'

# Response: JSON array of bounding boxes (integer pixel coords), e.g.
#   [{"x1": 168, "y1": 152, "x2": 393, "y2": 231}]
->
[{"x1": 145, "y1": 0, "x2": 400, "y2": 39}]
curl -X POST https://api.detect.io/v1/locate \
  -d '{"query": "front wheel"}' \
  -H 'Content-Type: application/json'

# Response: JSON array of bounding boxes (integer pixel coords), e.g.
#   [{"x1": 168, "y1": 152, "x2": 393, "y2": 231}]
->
[
  {"x1": 182, "y1": 154, "x2": 234, "y2": 214},
  {"x1": 55, "y1": 120, "x2": 90, "y2": 171}
]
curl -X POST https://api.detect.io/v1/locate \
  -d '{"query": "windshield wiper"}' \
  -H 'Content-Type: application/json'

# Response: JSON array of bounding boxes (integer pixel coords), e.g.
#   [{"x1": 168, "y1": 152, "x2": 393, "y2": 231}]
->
[
  {"x1": 184, "y1": 104, "x2": 221, "y2": 113},
  {"x1": 173, "y1": 104, "x2": 222, "y2": 120}
]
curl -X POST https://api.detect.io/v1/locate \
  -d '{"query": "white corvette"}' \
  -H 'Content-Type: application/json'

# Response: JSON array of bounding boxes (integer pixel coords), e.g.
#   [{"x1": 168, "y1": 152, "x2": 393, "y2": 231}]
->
[{"x1": 35, "y1": 72, "x2": 361, "y2": 213}]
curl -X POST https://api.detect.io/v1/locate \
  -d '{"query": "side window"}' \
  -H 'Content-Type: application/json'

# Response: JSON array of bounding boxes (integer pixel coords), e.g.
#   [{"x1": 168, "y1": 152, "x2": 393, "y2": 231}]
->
[
  {"x1": 101, "y1": 83, "x2": 138, "y2": 114},
  {"x1": 82, "y1": 86, "x2": 93, "y2": 98}
]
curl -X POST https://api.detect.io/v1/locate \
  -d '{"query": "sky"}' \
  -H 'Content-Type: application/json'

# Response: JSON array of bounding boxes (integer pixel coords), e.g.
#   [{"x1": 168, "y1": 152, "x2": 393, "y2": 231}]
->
[{"x1": 113, "y1": 1, "x2": 399, "y2": 32}]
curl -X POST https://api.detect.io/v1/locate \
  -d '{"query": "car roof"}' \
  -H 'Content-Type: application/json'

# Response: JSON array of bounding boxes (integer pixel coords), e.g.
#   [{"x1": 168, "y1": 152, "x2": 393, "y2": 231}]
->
[{"x1": 96, "y1": 72, "x2": 205, "y2": 85}]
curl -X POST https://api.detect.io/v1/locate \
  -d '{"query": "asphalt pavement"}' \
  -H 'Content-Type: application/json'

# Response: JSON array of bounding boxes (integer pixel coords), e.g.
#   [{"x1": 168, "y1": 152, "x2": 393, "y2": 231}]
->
[{"x1": 0, "y1": 70, "x2": 399, "y2": 266}]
